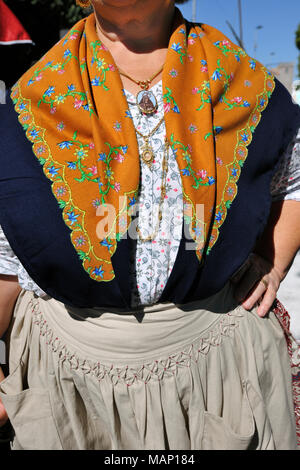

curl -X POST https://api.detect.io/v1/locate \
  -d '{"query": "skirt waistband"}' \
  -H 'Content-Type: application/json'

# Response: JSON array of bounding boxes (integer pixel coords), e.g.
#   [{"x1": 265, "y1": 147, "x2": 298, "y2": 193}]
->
[{"x1": 28, "y1": 280, "x2": 240, "y2": 364}]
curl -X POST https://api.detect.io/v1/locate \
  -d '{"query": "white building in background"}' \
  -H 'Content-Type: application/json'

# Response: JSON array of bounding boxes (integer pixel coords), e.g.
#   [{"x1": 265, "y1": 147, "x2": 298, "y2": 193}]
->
[
  {"x1": 0, "y1": 80, "x2": 5, "y2": 104},
  {"x1": 269, "y1": 62, "x2": 295, "y2": 94}
]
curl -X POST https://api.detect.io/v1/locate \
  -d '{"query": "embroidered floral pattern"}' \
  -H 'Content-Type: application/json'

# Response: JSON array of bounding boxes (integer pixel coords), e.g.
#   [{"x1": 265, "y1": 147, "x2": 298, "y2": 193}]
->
[{"x1": 12, "y1": 11, "x2": 275, "y2": 283}]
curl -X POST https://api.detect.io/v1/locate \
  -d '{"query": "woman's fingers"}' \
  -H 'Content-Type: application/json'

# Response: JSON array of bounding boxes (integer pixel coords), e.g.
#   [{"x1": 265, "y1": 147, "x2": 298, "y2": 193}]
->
[
  {"x1": 241, "y1": 279, "x2": 277, "y2": 317},
  {"x1": 232, "y1": 253, "x2": 282, "y2": 318},
  {"x1": 256, "y1": 284, "x2": 277, "y2": 317}
]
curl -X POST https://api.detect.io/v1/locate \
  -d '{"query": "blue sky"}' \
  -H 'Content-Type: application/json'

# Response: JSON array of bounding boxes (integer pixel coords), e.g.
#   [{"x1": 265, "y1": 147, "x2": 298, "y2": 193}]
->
[{"x1": 178, "y1": 0, "x2": 300, "y2": 79}]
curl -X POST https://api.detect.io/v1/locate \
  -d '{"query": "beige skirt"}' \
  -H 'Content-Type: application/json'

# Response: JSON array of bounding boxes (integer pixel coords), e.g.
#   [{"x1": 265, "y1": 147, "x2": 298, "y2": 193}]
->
[{"x1": 0, "y1": 280, "x2": 297, "y2": 450}]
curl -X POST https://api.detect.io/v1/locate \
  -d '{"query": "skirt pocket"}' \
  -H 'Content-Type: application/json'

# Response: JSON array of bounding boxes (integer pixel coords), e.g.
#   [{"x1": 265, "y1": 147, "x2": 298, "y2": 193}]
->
[
  {"x1": 201, "y1": 381, "x2": 256, "y2": 450},
  {"x1": 0, "y1": 362, "x2": 63, "y2": 450}
]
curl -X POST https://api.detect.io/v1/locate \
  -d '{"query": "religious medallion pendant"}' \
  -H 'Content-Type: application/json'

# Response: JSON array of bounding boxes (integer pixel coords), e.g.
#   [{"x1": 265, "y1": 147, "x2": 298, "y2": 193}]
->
[{"x1": 136, "y1": 89, "x2": 158, "y2": 115}]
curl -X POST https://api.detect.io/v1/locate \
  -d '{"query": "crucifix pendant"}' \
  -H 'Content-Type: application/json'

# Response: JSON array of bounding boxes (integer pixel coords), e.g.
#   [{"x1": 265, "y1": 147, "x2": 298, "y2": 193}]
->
[{"x1": 141, "y1": 139, "x2": 155, "y2": 169}]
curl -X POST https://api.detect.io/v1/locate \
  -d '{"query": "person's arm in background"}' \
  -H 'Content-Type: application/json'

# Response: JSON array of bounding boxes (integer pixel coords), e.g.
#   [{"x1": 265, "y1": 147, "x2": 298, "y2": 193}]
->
[
  {"x1": 0, "y1": 275, "x2": 21, "y2": 426},
  {"x1": 233, "y1": 200, "x2": 300, "y2": 317},
  {"x1": 232, "y1": 129, "x2": 300, "y2": 317}
]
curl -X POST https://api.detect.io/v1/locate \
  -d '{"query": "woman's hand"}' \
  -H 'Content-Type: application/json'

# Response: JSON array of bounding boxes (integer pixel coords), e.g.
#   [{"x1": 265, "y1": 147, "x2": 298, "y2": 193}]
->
[
  {"x1": 231, "y1": 200, "x2": 300, "y2": 317},
  {"x1": 230, "y1": 253, "x2": 285, "y2": 317},
  {"x1": 0, "y1": 366, "x2": 8, "y2": 427}
]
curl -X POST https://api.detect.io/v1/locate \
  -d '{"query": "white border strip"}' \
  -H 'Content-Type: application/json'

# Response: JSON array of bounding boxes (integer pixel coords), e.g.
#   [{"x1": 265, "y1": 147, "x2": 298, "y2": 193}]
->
[{"x1": 0, "y1": 39, "x2": 33, "y2": 45}]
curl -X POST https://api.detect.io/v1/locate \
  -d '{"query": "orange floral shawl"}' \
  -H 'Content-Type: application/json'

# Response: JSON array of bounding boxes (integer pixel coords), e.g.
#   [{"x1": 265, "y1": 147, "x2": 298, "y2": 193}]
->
[{"x1": 11, "y1": 9, "x2": 275, "y2": 283}]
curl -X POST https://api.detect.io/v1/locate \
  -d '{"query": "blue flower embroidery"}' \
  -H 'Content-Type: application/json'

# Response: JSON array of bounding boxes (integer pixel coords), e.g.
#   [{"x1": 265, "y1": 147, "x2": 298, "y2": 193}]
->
[
  {"x1": 63, "y1": 49, "x2": 72, "y2": 58},
  {"x1": 44, "y1": 86, "x2": 55, "y2": 97},
  {"x1": 208, "y1": 177, "x2": 215, "y2": 185},
  {"x1": 249, "y1": 59, "x2": 256, "y2": 70},
  {"x1": 100, "y1": 239, "x2": 113, "y2": 250},
  {"x1": 29, "y1": 129, "x2": 39, "y2": 139},
  {"x1": 48, "y1": 166, "x2": 59, "y2": 176},
  {"x1": 67, "y1": 161, "x2": 77, "y2": 169},
  {"x1": 92, "y1": 266, "x2": 104, "y2": 278},
  {"x1": 91, "y1": 76, "x2": 101, "y2": 86},
  {"x1": 68, "y1": 84, "x2": 75, "y2": 91},
  {"x1": 58, "y1": 141, "x2": 73, "y2": 150},
  {"x1": 129, "y1": 197, "x2": 136, "y2": 206},
  {"x1": 211, "y1": 70, "x2": 222, "y2": 81},
  {"x1": 172, "y1": 105, "x2": 180, "y2": 113},
  {"x1": 214, "y1": 126, "x2": 223, "y2": 135},
  {"x1": 215, "y1": 211, "x2": 223, "y2": 222},
  {"x1": 181, "y1": 168, "x2": 190, "y2": 176},
  {"x1": 67, "y1": 211, "x2": 79, "y2": 225},
  {"x1": 171, "y1": 43, "x2": 182, "y2": 52},
  {"x1": 98, "y1": 153, "x2": 106, "y2": 161},
  {"x1": 231, "y1": 168, "x2": 238, "y2": 177},
  {"x1": 259, "y1": 98, "x2": 266, "y2": 107}
]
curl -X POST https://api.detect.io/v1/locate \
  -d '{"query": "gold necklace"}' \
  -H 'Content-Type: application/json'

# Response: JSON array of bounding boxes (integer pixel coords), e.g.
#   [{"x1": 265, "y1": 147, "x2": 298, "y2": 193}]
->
[
  {"x1": 135, "y1": 115, "x2": 165, "y2": 169},
  {"x1": 118, "y1": 65, "x2": 163, "y2": 115},
  {"x1": 135, "y1": 138, "x2": 169, "y2": 242}
]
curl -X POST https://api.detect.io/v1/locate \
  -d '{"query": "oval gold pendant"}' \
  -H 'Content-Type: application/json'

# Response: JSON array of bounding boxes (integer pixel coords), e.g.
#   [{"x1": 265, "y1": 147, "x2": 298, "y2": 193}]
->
[
  {"x1": 136, "y1": 90, "x2": 158, "y2": 115},
  {"x1": 141, "y1": 144, "x2": 154, "y2": 169}
]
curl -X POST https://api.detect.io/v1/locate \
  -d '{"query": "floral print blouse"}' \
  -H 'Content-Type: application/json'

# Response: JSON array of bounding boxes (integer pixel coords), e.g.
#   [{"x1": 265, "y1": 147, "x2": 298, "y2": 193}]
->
[{"x1": 0, "y1": 81, "x2": 300, "y2": 306}]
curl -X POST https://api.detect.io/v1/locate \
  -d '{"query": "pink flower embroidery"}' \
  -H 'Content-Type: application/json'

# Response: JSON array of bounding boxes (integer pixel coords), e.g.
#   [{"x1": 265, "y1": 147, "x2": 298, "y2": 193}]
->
[
  {"x1": 163, "y1": 102, "x2": 171, "y2": 113},
  {"x1": 74, "y1": 98, "x2": 84, "y2": 109},
  {"x1": 50, "y1": 107, "x2": 57, "y2": 114},
  {"x1": 200, "y1": 66, "x2": 208, "y2": 72},
  {"x1": 36, "y1": 73, "x2": 43, "y2": 81},
  {"x1": 222, "y1": 40, "x2": 231, "y2": 47},
  {"x1": 57, "y1": 121, "x2": 65, "y2": 132},
  {"x1": 197, "y1": 169, "x2": 207, "y2": 179},
  {"x1": 113, "y1": 152, "x2": 124, "y2": 163},
  {"x1": 192, "y1": 87, "x2": 199, "y2": 94},
  {"x1": 113, "y1": 121, "x2": 122, "y2": 132},
  {"x1": 88, "y1": 166, "x2": 98, "y2": 176},
  {"x1": 89, "y1": 142, "x2": 95, "y2": 149},
  {"x1": 114, "y1": 182, "x2": 121, "y2": 192},
  {"x1": 231, "y1": 96, "x2": 243, "y2": 104},
  {"x1": 188, "y1": 38, "x2": 195, "y2": 45},
  {"x1": 216, "y1": 157, "x2": 223, "y2": 165},
  {"x1": 69, "y1": 33, "x2": 78, "y2": 40},
  {"x1": 189, "y1": 124, "x2": 198, "y2": 134}
]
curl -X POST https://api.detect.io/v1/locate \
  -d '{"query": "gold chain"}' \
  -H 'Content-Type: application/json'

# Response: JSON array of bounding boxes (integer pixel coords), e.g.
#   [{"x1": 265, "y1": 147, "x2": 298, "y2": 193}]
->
[
  {"x1": 118, "y1": 66, "x2": 164, "y2": 91},
  {"x1": 135, "y1": 138, "x2": 169, "y2": 242},
  {"x1": 135, "y1": 115, "x2": 165, "y2": 169},
  {"x1": 135, "y1": 115, "x2": 165, "y2": 141}
]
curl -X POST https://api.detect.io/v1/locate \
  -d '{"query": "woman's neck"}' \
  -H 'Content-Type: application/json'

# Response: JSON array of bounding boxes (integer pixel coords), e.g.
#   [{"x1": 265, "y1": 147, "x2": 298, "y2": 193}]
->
[
  {"x1": 93, "y1": 1, "x2": 175, "y2": 94},
  {"x1": 93, "y1": 1, "x2": 175, "y2": 53}
]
